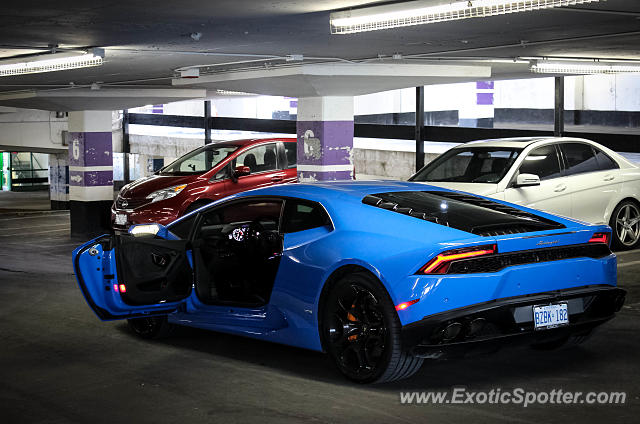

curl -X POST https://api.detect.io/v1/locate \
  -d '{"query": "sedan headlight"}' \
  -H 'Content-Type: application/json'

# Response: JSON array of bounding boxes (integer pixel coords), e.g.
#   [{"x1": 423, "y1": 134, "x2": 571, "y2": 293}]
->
[{"x1": 146, "y1": 184, "x2": 187, "y2": 203}]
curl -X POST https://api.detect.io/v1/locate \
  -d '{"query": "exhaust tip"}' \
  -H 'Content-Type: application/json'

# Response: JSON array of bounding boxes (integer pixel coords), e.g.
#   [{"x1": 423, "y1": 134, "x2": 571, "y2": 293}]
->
[
  {"x1": 467, "y1": 317, "x2": 487, "y2": 337},
  {"x1": 440, "y1": 322, "x2": 463, "y2": 342}
]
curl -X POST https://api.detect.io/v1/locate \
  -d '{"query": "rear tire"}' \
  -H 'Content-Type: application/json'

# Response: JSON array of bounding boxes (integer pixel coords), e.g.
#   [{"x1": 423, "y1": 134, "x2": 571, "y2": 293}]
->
[
  {"x1": 322, "y1": 272, "x2": 423, "y2": 384},
  {"x1": 127, "y1": 316, "x2": 175, "y2": 339},
  {"x1": 610, "y1": 200, "x2": 640, "y2": 250}
]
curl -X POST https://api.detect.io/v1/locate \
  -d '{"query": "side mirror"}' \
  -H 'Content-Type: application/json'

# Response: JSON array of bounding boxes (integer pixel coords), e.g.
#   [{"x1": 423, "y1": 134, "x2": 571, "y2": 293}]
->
[
  {"x1": 232, "y1": 165, "x2": 251, "y2": 180},
  {"x1": 515, "y1": 173, "x2": 541, "y2": 187}
]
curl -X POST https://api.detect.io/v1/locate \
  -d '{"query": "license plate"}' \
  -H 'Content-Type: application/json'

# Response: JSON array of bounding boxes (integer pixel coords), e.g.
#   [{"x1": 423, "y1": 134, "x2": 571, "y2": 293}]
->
[
  {"x1": 115, "y1": 213, "x2": 128, "y2": 226},
  {"x1": 533, "y1": 302, "x2": 569, "y2": 330}
]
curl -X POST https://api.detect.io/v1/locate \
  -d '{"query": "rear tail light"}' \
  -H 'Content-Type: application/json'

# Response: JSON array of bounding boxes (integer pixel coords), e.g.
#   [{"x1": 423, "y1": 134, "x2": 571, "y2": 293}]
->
[
  {"x1": 589, "y1": 232, "x2": 610, "y2": 245},
  {"x1": 419, "y1": 244, "x2": 497, "y2": 274}
]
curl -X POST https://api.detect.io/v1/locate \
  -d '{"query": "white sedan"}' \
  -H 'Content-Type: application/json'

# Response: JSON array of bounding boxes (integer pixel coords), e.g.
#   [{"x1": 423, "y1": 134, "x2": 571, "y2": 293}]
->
[{"x1": 410, "y1": 137, "x2": 640, "y2": 250}]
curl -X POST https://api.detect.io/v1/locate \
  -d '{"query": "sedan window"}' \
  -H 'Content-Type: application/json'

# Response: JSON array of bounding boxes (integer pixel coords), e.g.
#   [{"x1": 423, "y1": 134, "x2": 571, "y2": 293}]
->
[
  {"x1": 560, "y1": 143, "x2": 600, "y2": 176},
  {"x1": 518, "y1": 145, "x2": 562, "y2": 181},
  {"x1": 411, "y1": 148, "x2": 521, "y2": 183},
  {"x1": 593, "y1": 148, "x2": 619, "y2": 171}
]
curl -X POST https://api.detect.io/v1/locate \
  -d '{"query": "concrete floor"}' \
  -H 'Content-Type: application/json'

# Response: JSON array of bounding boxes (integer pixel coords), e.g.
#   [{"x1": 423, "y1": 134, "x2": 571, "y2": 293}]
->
[
  {"x1": 0, "y1": 190, "x2": 51, "y2": 212},
  {"x1": 0, "y1": 211, "x2": 638, "y2": 424}
]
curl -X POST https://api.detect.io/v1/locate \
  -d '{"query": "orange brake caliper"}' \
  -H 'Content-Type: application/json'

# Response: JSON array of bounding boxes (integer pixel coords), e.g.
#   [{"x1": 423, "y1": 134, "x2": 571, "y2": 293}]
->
[{"x1": 347, "y1": 304, "x2": 358, "y2": 341}]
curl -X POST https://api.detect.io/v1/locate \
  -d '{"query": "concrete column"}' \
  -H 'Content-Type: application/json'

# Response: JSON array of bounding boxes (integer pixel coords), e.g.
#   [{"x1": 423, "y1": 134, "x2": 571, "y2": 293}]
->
[
  {"x1": 459, "y1": 81, "x2": 495, "y2": 128},
  {"x1": 68, "y1": 111, "x2": 113, "y2": 237},
  {"x1": 296, "y1": 97, "x2": 354, "y2": 181},
  {"x1": 48, "y1": 153, "x2": 69, "y2": 210}
]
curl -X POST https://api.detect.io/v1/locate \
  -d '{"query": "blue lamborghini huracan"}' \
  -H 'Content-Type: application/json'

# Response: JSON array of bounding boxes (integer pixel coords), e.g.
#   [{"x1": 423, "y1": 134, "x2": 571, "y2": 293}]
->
[{"x1": 73, "y1": 181, "x2": 625, "y2": 383}]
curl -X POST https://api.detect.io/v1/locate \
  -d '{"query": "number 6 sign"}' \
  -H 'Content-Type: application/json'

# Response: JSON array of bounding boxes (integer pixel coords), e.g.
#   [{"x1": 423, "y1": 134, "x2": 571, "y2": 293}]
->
[{"x1": 72, "y1": 138, "x2": 80, "y2": 161}]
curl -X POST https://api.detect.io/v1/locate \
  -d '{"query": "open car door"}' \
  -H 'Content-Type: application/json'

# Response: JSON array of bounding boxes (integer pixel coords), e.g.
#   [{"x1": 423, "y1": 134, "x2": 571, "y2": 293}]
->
[{"x1": 73, "y1": 233, "x2": 193, "y2": 320}]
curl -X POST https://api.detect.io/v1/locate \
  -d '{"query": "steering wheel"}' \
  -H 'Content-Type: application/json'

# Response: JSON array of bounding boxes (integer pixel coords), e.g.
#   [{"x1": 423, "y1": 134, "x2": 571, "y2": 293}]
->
[{"x1": 245, "y1": 220, "x2": 266, "y2": 244}]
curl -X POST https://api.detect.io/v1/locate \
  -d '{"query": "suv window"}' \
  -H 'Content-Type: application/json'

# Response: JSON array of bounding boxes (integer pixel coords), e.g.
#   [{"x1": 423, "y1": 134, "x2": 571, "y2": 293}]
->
[
  {"x1": 282, "y1": 199, "x2": 331, "y2": 233},
  {"x1": 560, "y1": 143, "x2": 600, "y2": 176},
  {"x1": 518, "y1": 145, "x2": 562, "y2": 181},
  {"x1": 284, "y1": 142, "x2": 297, "y2": 168},
  {"x1": 159, "y1": 145, "x2": 238, "y2": 176},
  {"x1": 233, "y1": 143, "x2": 278, "y2": 174},
  {"x1": 593, "y1": 148, "x2": 619, "y2": 171}
]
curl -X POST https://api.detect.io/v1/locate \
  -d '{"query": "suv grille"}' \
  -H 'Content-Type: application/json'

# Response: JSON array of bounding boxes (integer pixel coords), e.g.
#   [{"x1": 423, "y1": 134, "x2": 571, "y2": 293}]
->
[
  {"x1": 115, "y1": 197, "x2": 151, "y2": 210},
  {"x1": 447, "y1": 243, "x2": 611, "y2": 274}
]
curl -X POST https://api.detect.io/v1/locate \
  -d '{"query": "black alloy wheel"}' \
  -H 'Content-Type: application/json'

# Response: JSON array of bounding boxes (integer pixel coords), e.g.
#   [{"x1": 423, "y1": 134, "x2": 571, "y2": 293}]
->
[
  {"x1": 323, "y1": 272, "x2": 423, "y2": 383},
  {"x1": 127, "y1": 316, "x2": 175, "y2": 339}
]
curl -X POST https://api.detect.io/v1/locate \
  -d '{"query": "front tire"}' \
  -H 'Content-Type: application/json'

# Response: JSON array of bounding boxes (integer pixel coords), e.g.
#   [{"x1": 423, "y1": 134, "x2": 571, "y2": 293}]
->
[
  {"x1": 322, "y1": 272, "x2": 423, "y2": 383},
  {"x1": 610, "y1": 200, "x2": 640, "y2": 250},
  {"x1": 127, "y1": 316, "x2": 175, "y2": 339}
]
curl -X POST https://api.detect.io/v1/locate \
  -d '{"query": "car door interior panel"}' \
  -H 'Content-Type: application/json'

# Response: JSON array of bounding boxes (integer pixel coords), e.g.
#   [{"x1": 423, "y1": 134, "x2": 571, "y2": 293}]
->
[{"x1": 115, "y1": 235, "x2": 193, "y2": 306}]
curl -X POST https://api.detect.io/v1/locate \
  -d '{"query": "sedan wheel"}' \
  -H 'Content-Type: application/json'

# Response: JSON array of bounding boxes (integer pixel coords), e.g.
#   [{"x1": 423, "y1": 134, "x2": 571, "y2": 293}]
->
[
  {"x1": 611, "y1": 201, "x2": 640, "y2": 250},
  {"x1": 323, "y1": 272, "x2": 423, "y2": 383}
]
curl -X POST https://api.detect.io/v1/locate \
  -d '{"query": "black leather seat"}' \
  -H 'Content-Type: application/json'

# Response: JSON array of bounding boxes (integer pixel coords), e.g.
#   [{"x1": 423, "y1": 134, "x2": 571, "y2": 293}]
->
[
  {"x1": 243, "y1": 153, "x2": 257, "y2": 172},
  {"x1": 263, "y1": 149, "x2": 276, "y2": 171}
]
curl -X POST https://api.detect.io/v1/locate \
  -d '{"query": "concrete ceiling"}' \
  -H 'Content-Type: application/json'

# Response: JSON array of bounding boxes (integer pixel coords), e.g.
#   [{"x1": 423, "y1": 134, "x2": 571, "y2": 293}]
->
[
  {"x1": 0, "y1": 0, "x2": 639, "y2": 109},
  {"x1": 173, "y1": 63, "x2": 493, "y2": 96}
]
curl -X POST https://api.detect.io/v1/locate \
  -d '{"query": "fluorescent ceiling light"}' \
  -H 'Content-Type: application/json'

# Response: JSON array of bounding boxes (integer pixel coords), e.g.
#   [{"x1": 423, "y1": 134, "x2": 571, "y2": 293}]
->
[
  {"x1": 330, "y1": 0, "x2": 602, "y2": 34},
  {"x1": 530, "y1": 60, "x2": 640, "y2": 74},
  {"x1": 0, "y1": 48, "x2": 105, "y2": 77}
]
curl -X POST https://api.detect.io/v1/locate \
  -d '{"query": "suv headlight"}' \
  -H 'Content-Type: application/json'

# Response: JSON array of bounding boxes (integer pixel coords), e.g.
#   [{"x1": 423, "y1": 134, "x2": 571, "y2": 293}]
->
[{"x1": 146, "y1": 184, "x2": 187, "y2": 203}]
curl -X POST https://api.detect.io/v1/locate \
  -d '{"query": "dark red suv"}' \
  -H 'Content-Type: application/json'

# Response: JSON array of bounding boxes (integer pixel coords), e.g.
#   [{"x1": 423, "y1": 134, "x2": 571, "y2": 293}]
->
[{"x1": 112, "y1": 137, "x2": 297, "y2": 230}]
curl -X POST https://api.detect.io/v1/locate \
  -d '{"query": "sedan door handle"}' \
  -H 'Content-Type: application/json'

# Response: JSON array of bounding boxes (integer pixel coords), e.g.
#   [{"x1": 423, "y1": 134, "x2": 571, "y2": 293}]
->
[
  {"x1": 603, "y1": 175, "x2": 615, "y2": 181},
  {"x1": 554, "y1": 184, "x2": 567, "y2": 193},
  {"x1": 271, "y1": 175, "x2": 284, "y2": 182}
]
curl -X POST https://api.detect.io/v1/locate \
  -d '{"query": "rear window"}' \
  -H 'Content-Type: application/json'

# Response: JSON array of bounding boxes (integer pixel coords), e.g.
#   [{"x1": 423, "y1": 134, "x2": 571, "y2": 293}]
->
[
  {"x1": 362, "y1": 191, "x2": 564, "y2": 236},
  {"x1": 282, "y1": 199, "x2": 331, "y2": 233},
  {"x1": 593, "y1": 148, "x2": 619, "y2": 171},
  {"x1": 284, "y1": 142, "x2": 297, "y2": 168}
]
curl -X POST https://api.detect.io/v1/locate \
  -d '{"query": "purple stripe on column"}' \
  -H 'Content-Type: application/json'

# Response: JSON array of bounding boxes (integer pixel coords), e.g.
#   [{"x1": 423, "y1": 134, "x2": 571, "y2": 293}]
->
[
  {"x1": 69, "y1": 170, "x2": 113, "y2": 187},
  {"x1": 85, "y1": 170, "x2": 113, "y2": 186},
  {"x1": 296, "y1": 120, "x2": 354, "y2": 167},
  {"x1": 68, "y1": 132, "x2": 112, "y2": 167},
  {"x1": 476, "y1": 93, "x2": 494, "y2": 106},
  {"x1": 298, "y1": 170, "x2": 353, "y2": 181},
  {"x1": 476, "y1": 81, "x2": 494, "y2": 90}
]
